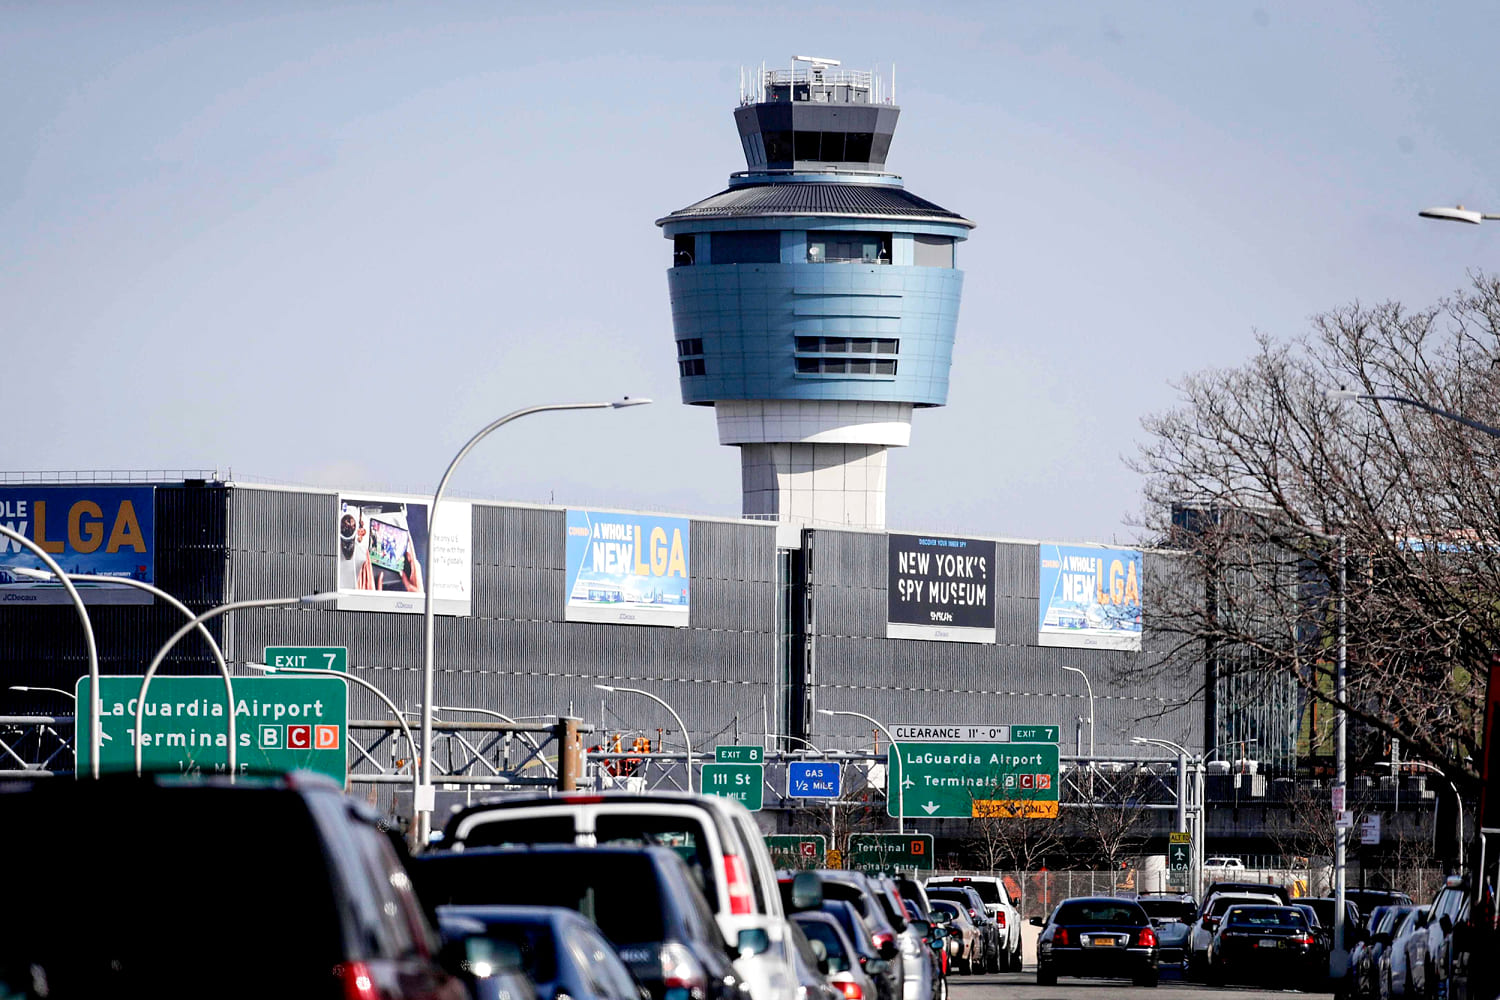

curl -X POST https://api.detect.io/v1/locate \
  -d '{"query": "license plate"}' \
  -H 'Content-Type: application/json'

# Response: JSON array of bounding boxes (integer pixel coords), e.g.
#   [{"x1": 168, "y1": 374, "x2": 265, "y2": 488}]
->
[
  {"x1": 1256, "y1": 939, "x2": 1281, "y2": 949},
  {"x1": 1089, "y1": 938, "x2": 1117, "y2": 947}
]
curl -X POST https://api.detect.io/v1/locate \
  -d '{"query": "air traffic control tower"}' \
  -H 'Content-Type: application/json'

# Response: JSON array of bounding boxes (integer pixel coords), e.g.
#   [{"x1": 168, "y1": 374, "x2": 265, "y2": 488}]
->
[{"x1": 657, "y1": 56, "x2": 974, "y2": 529}]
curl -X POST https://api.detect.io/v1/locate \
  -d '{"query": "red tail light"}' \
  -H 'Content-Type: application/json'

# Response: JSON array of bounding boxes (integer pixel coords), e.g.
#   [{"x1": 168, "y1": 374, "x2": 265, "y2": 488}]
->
[
  {"x1": 996, "y1": 911, "x2": 1006, "y2": 927},
  {"x1": 1204, "y1": 917, "x2": 1218, "y2": 929},
  {"x1": 968, "y1": 908, "x2": 978, "y2": 919},
  {"x1": 872, "y1": 931, "x2": 894, "y2": 952},
  {"x1": 723, "y1": 855, "x2": 754, "y2": 915},
  {"x1": 836, "y1": 982, "x2": 863, "y2": 1000},
  {"x1": 339, "y1": 961, "x2": 378, "y2": 1000},
  {"x1": 1053, "y1": 928, "x2": 1070, "y2": 947},
  {"x1": 1293, "y1": 933, "x2": 1315, "y2": 945},
  {"x1": 1137, "y1": 927, "x2": 1157, "y2": 948},
  {"x1": 661, "y1": 941, "x2": 708, "y2": 990}
]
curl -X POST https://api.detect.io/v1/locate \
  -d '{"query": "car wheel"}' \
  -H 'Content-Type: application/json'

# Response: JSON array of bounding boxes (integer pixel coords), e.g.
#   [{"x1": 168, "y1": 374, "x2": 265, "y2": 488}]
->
[
  {"x1": 1134, "y1": 971, "x2": 1159, "y2": 988},
  {"x1": 987, "y1": 943, "x2": 1001, "y2": 974},
  {"x1": 1036, "y1": 965, "x2": 1056, "y2": 986}
]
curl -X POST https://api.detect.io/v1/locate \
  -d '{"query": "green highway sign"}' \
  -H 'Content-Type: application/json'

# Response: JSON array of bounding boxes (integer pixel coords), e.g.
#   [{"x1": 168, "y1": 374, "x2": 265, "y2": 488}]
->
[
  {"x1": 76, "y1": 674, "x2": 349, "y2": 787},
  {"x1": 1168, "y1": 833, "x2": 1191, "y2": 872},
  {"x1": 702, "y1": 762, "x2": 763, "y2": 810},
  {"x1": 847, "y1": 833, "x2": 935, "y2": 872},
  {"x1": 1010, "y1": 725, "x2": 1060, "y2": 743},
  {"x1": 766, "y1": 834, "x2": 828, "y2": 869},
  {"x1": 715, "y1": 745, "x2": 764, "y2": 764},
  {"x1": 889, "y1": 741, "x2": 1060, "y2": 819},
  {"x1": 264, "y1": 646, "x2": 347, "y2": 673}
]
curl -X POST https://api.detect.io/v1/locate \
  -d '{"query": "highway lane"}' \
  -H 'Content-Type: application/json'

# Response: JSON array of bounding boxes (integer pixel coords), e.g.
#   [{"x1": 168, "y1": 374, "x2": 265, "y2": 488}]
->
[{"x1": 950, "y1": 969, "x2": 1331, "y2": 999}]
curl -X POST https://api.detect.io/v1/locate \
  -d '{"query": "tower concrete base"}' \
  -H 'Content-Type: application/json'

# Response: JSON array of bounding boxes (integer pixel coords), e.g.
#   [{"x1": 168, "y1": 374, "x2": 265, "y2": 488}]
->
[{"x1": 739, "y1": 443, "x2": 889, "y2": 528}]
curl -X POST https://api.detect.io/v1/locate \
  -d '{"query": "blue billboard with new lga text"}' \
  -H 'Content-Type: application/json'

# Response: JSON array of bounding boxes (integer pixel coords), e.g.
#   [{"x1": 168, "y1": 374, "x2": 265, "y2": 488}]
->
[
  {"x1": 0, "y1": 485, "x2": 155, "y2": 605},
  {"x1": 1038, "y1": 543, "x2": 1142, "y2": 650},
  {"x1": 565, "y1": 509, "x2": 690, "y2": 627}
]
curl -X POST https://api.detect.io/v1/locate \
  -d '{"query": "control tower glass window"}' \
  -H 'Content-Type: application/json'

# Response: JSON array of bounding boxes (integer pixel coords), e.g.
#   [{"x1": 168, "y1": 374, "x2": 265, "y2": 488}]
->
[
  {"x1": 673, "y1": 235, "x2": 696, "y2": 267},
  {"x1": 807, "y1": 232, "x2": 890, "y2": 264},
  {"x1": 713, "y1": 231, "x2": 780, "y2": 264},
  {"x1": 913, "y1": 234, "x2": 955, "y2": 267}
]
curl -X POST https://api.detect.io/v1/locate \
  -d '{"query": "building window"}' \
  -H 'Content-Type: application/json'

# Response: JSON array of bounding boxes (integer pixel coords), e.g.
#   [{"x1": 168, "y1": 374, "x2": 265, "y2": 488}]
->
[
  {"x1": 793, "y1": 357, "x2": 897, "y2": 376},
  {"x1": 679, "y1": 358, "x2": 706, "y2": 377},
  {"x1": 807, "y1": 231, "x2": 890, "y2": 264},
  {"x1": 763, "y1": 130, "x2": 794, "y2": 164},
  {"x1": 913, "y1": 234, "x2": 955, "y2": 268},
  {"x1": 794, "y1": 336, "x2": 898, "y2": 355},
  {"x1": 677, "y1": 338, "x2": 704, "y2": 357},
  {"x1": 673, "y1": 235, "x2": 696, "y2": 267},
  {"x1": 713, "y1": 231, "x2": 780, "y2": 264}
]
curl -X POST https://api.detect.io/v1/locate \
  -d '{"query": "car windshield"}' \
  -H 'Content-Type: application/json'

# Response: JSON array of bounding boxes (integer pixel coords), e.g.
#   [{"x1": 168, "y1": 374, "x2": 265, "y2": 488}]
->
[
  {"x1": 443, "y1": 916, "x2": 559, "y2": 983},
  {"x1": 1139, "y1": 900, "x2": 1196, "y2": 922},
  {"x1": 1226, "y1": 907, "x2": 1306, "y2": 928},
  {"x1": 929, "y1": 901, "x2": 963, "y2": 921},
  {"x1": 1054, "y1": 902, "x2": 1146, "y2": 925},
  {"x1": 823, "y1": 901, "x2": 874, "y2": 953},
  {"x1": 795, "y1": 918, "x2": 849, "y2": 965},
  {"x1": 415, "y1": 850, "x2": 668, "y2": 945},
  {"x1": 934, "y1": 880, "x2": 1002, "y2": 905},
  {"x1": 1211, "y1": 895, "x2": 1274, "y2": 916}
]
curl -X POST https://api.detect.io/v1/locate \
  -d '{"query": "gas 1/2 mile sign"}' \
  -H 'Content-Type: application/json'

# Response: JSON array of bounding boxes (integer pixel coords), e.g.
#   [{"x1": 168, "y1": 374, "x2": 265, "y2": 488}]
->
[
  {"x1": 888, "y1": 742, "x2": 1060, "y2": 819},
  {"x1": 75, "y1": 674, "x2": 349, "y2": 787}
]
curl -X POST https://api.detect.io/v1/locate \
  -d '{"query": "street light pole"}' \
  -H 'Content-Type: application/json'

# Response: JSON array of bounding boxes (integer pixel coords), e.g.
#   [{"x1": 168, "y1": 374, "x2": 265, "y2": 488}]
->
[
  {"x1": 135, "y1": 592, "x2": 337, "y2": 776},
  {"x1": 595, "y1": 684, "x2": 692, "y2": 793},
  {"x1": 819, "y1": 708, "x2": 903, "y2": 835},
  {"x1": 14, "y1": 568, "x2": 243, "y2": 778},
  {"x1": 0, "y1": 525, "x2": 100, "y2": 778},
  {"x1": 1060, "y1": 666, "x2": 1095, "y2": 758},
  {"x1": 418, "y1": 397, "x2": 649, "y2": 844}
]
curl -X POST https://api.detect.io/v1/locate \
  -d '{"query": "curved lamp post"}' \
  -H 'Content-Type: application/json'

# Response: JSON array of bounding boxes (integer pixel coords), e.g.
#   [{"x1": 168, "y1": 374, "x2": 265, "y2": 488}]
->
[
  {"x1": 15, "y1": 568, "x2": 242, "y2": 778},
  {"x1": 0, "y1": 525, "x2": 101, "y2": 777},
  {"x1": 417, "y1": 397, "x2": 650, "y2": 843},
  {"x1": 135, "y1": 592, "x2": 337, "y2": 776},
  {"x1": 595, "y1": 684, "x2": 692, "y2": 792},
  {"x1": 9, "y1": 685, "x2": 77, "y2": 701},
  {"x1": 818, "y1": 708, "x2": 903, "y2": 835},
  {"x1": 1060, "y1": 665, "x2": 1096, "y2": 759},
  {"x1": 1419, "y1": 204, "x2": 1500, "y2": 225},
  {"x1": 433, "y1": 704, "x2": 552, "y2": 773}
]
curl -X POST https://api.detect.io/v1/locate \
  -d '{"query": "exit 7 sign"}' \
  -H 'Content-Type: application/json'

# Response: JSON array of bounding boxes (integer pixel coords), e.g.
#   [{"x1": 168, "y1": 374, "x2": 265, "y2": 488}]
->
[{"x1": 264, "y1": 646, "x2": 347, "y2": 673}]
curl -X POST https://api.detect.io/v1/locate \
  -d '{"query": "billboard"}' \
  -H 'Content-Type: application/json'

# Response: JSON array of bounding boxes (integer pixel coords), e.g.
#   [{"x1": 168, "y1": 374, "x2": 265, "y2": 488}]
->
[
  {"x1": 335, "y1": 493, "x2": 471, "y2": 616},
  {"x1": 1038, "y1": 543, "x2": 1142, "y2": 650},
  {"x1": 565, "y1": 509, "x2": 689, "y2": 627},
  {"x1": 0, "y1": 486, "x2": 155, "y2": 605},
  {"x1": 887, "y1": 533, "x2": 996, "y2": 643}
]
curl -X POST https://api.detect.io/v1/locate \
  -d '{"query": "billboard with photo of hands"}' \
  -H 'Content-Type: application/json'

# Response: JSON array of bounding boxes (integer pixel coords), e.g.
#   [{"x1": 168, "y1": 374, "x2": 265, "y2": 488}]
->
[{"x1": 335, "y1": 493, "x2": 471, "y2": 616}]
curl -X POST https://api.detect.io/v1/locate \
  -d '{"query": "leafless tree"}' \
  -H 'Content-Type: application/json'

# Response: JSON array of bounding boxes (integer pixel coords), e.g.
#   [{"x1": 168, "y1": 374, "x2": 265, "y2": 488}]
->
[
  {"x1": 964, "y1": 785, "x2": 1066, "y2": 872},
  {"x1": 1071, "y1": 767, "x2": 1159, "y2": 871},
  {"x1": 1133, "y1": 274, "x2": 1500, "y2": 791}
]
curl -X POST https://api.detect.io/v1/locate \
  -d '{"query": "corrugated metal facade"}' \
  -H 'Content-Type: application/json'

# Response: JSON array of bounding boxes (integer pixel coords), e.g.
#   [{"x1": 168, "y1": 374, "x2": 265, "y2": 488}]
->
[{"x1": 803, "y1": 529, "x2": 1201, "y2": 758}]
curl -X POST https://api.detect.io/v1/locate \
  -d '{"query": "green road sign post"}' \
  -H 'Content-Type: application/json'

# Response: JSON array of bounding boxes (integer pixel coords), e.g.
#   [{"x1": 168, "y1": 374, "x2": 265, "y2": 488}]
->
[
  {"x1": 1168, "y1": 832, "x2": 1191, "y2": 872},
  {"x1": 766, "y1": 834, "x2": 828, "y2": 869},
  {"x1": 889, "y1": 741, "x2": 1060, "y2": 819},
  {"x1": 715, "y1": 745, "x2": 764, "y2": 764},
  {"x1": 847, "y1": 833, "x2": 935, "y2": 872},
  {"x1": 702, "y1": 762, "x2": 763, "y2": 810},
  {"x1": 263, "y1": 646, "x2": 348, "y2": 673},
  {"x1": 76, "y1": 674, "x2": 349, "y2": 787}
]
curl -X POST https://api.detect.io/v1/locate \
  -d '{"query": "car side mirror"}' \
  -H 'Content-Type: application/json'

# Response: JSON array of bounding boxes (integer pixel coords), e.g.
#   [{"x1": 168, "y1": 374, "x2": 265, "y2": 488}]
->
[
  {"x1": 737, "y1": 928, "x2": 770, "y2": 957},
  {"x1": 1415, "y1": 913, "x2": 1429, "y2": 929},
  {"x1": 1440, "y1": 915, "x2": 1453, "y2": 934},
  {"x1": 790, "y1": 871, "x2": 824, "y2": 912},
  {"x1": 930, "y1": 926, "x2": 947, "y2": 940},
  {"x1": 1030, "y1": 917, "x2": 1045, "y2": 928},
  {"x1": 909, "y1": 920, "x2": 931, "y2": 939},
  {"x1": 879, "y1": 940, "x2": 899, "y2": 961}
]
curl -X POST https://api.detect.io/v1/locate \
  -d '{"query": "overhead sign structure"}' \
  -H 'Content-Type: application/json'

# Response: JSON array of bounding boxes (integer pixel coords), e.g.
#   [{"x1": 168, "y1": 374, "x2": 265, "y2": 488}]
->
[
  {"x1": 76, "y1": 674, "x2": 349, "y2": 787},
  {"x1": 889, "y1": 742, "x2": 1061, "y2": 819},
  {"x1": 702, "y1": 762, "x2": 763, "y2": 811},
  {"x1": 336, "y1": 493, "x2": 472, "y2": 616},
  {"x1": 264, "y1": 646, "x2": 348, "y2": 673},
  {"x1": 847, "y1": 833, "x2": 935, "y2": 872},
  {"x1": 0, "y1": 485, "x2": 156, "y2": 605},
  {"x1": 891, "y1": 724, "x2": 1061, "y2": 743},
  {"x1": 765, "y1": 834, "x2": 828, "y2": 869},
  {"x1": 1038, "y1": 543, "x2": 1142, "y2": 650},
  {"x1": 565, "y1": 509, "x2": 690, "y2": 627},
  {"x1": 788, "y1": 761, "x2": 842, "y2": 798},
  {"x1": 715, "y1": 745, "x2": 764, "y2": 763},
  {"x1": 887, "y1": 534, "x2": 996, "y2": 644}
]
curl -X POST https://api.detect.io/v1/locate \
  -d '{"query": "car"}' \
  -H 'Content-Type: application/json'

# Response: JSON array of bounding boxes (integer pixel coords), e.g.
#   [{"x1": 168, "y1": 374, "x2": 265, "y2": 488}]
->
[
  {"x1": 793, "y1": 910, "x2": 882, "y2": 1000},
  {"x1": 1136, "y1": 894, "x2": 1197, "y2": 927},
  {"x1": 787, "y1": 918, "x2": 845, "y2": 1000},
  {"x1": 922, "y1": 876, "x2": 1022, "y2": 971},
  {"x1": 1033, "y1": 896, "x2": 1159, "y2": 987},
  {"x1": 442, "y1": 791, "x2": 797, "y2": 1000},
  {"x1": 1203, "y1": 857, "x2": 1246, "y2": 871},
  {"x1": 925, "y1": 900, "x2": 981, "y2": 975},
  {"x1": 1351, "y1": 906, "x2": 1412, "y2": 1000},
  {"x1": 1417, "y1": 875, "x2": 1470, "y2": 999},
  {"x1": 922, "y1": 885, "x2": 999, "y2": 973},
  {"x1": 0, "y1": 772, "x2": 467, "y2": 1000},
  {"x1": 1380, "y1": 906, "x2": 1428, "y2": 999},
  {"x1": 1346, "y1": 889, "x2": 1415, "y2": 916},
  {"x1": 1200, "y1": 880, "x2": 1292, "y2": 907},
  {"x1": 412, "y1": 845, "x2": 746, "y2": 1000},
  {"x1": 818, "y1": 873, "x2": 909, "y2": 1000},
  {"x1": 1187, "y1": 891, "x2": 1283, "y2": 976},
  {"x1": 1291, "y1": 902, "x2": 1332, "y2": 976},
  {"x1": 1204, "y1": 904, "x2": 1319, "y2": 989},
  {"x1": 435, "y1": 906, "x2": 627, "y2": 1000},
  {"x1": 821, "y1": 898, "x2": 902, "y2": 1000}
]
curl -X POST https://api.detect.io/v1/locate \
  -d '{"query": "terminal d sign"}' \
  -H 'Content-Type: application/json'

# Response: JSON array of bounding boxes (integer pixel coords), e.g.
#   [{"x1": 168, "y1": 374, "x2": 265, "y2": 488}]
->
[
  {"x1": 76, "y1": 675, "x2": 348, "y2": 787},
  {"x1": 889, "y1": 742, "x2": 1059, "y2": 819}
]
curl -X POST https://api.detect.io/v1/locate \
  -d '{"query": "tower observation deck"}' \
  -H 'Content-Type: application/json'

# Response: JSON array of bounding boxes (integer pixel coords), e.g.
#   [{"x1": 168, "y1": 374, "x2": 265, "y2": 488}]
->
[{"x1": 658, "y1": 57, "x2": 974, "y2": 529}]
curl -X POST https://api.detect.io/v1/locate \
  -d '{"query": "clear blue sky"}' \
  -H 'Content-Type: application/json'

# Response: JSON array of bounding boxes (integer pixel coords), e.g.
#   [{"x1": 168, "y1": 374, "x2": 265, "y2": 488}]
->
[{"x1": 5, "y1": 2, "x2": 1498, "y2": 544}]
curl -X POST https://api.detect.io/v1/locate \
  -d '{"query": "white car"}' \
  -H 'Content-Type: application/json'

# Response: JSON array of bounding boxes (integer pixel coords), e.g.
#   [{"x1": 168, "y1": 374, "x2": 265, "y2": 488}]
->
[
  {"x1": 924, "y1": 875, "x2": 1022, "y2": 971},
  {"x1": 1202, "y1": 857, "x2": 1246, "y2": 871},
  {"x1": 443, "y1": 791, "x2": 800, "y2": 1000}
]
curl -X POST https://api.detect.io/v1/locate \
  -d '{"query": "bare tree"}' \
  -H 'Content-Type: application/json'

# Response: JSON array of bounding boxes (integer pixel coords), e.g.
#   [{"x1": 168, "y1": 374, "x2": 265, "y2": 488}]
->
[
  {"x1": 965, "y1": 784, "x2": 1065, "y2": 872},
  {"x1": 1071, "y1": 767, "x2": 1158, "y2": 871},
  {"x1": 1133, "y1": 274, "x2": 1500, "y2": 791}
]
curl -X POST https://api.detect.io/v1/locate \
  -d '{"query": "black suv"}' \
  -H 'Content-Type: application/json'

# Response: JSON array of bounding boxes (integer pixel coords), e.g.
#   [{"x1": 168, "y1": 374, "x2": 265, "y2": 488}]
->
[{"x1": 0, "y1": 772, "x2": 465, "y2": 1000}]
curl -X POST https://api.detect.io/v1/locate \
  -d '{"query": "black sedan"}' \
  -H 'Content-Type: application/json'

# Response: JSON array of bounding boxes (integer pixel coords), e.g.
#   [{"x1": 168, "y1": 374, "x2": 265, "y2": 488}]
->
[
  {"x1": 1205, "y1": 904, "x2": 1318, "y2": 989},
  {"x1": 1033, "y1": 897, "x2": 1159, "y2": 988}
]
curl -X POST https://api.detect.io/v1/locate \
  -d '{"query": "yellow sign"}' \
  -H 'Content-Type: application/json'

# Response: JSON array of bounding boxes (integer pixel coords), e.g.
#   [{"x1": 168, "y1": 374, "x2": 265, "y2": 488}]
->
[
  {"x1": 972, "y1": 799, "x2": 1060, "y2": 819},
  {"x1": 1169, "y1": 832, "x2": 1191, "y2": 844},
  {"x1": 826, "y1": 849, "x2": 843, "y2": 870}
]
